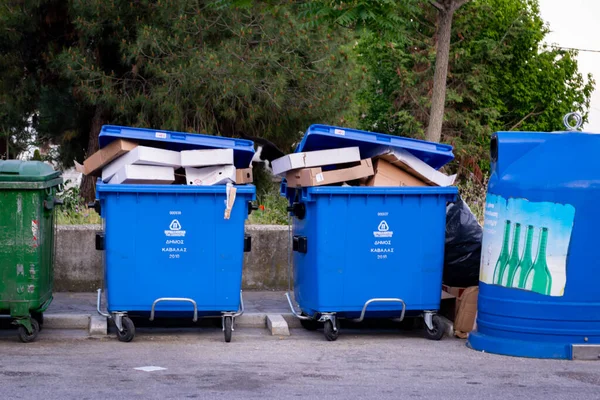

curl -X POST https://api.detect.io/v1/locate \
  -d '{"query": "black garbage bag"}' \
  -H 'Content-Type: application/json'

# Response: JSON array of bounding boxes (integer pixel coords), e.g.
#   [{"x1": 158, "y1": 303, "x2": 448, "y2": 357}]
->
[{"x1": 443, "y1": 196, "x2": 482, "y2": 287}]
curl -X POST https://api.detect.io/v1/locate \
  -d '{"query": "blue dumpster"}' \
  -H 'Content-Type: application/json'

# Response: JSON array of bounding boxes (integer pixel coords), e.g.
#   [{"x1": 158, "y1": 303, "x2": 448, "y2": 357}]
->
[
  {"x1": 94, "y1": 125, "x2": 256, "y2": 342},
  {"x1": 283, "y1": 125, "x2": 458, "y2": 341},
  {"x1": 468, "y1": 130, "x2": 600, "y2": 359}
]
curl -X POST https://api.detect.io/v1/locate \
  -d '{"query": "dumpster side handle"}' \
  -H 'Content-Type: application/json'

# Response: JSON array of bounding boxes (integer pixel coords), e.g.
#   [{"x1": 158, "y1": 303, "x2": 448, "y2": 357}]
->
[
  {"x1": 355, "y1": 298, "x2": 406, "y2": 323},
  {"x1": 150, "y1": 298, "x2": 198, "y2": 322}
]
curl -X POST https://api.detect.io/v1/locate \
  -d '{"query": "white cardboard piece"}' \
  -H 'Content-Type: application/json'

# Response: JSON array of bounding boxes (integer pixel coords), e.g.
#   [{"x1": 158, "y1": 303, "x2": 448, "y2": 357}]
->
[
  {"x1": 108, "y1": 165, "x2": 175, "y2": 184},
  {"x1": 376, "y1": 148, "x2": 456, "y2": 187},
  {"x1": 185, "y1": 165, "x2": 236, "y2": 186},
  {"x1": 102, "y1": 146, "x2": 180, "y2": 182},
  {"x1": 271, "y1": 147, "x2": 361, "y2": 176},
  {"x1": 180, "y1": 148, "x2": 234, "y2": 168}
]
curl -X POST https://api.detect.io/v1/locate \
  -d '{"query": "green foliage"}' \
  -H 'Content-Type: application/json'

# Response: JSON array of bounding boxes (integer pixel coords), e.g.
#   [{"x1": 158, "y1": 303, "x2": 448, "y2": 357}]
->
[
  {"x1": 49, "y1": 0, "x2": 359, "y2": 154},
  {"x1": 0, "y1": 1, "x2": 43, "y2": 158},
  {"x1": 457, "y1": 174, "x2": 489, "y2": 224},
  {"x1": 55, "y1": 182, "x2": 101, "y2": 225},
  {"x1": 355, "y1": 0, "x2": 594, "y2": 181},
  {"x1": 248, "y1": 166, "x2": 289, "y2": 225},
  {"x1": 300, "y1": 0, "x2": 415, "y2": 38}
]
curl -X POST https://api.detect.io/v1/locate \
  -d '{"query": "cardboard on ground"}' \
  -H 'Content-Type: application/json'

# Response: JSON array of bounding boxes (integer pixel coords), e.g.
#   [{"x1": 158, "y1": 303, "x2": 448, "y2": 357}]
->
[
  {"x1": 376, "y1": 148, "x2": 456, "y2": 187},
  {"x1": 185, "y1": 165, "x2": 236, "y2": 186},
  {"x1": 285, "y1": 159, "x2": 373, "y2": 188},
  {"x1": 101, "y1": 146, "x2": 181, "y2": 182},
  {"x1": 367, "y1": 159, "x2": 428, "y2": 187},
  {"x1": 75, "y1": 139, "x2": 138, "y2": 176},
  {"x1": 180, "y1": 148, "x2": 234, "y2": 168},
  {"x1": 272, "y1": 147, "x2": 361, "y2": 176},
  {"x1": 108, "y1": 165, "x2": 175, "y2": 184},
  {"x1": 442, "y1": 285, "x2": 478, "y2": 338}
]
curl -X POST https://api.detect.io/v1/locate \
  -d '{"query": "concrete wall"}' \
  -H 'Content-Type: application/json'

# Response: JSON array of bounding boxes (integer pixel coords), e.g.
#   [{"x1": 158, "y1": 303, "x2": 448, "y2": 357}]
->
[{"x1": 54, "y1": 224, "x2": 289, "y2": 292}]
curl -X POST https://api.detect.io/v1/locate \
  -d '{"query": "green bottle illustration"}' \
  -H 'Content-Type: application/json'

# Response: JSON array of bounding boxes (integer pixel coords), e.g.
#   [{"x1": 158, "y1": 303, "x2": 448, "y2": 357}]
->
[
  {"x1": 492, "y1": 220, "x2": 512, "y2": 285},
  {"x1": 501, "y1": 223, "x2": 521, "y2": 287},
  {"x1": 512, "y1": 225, "x2": 534, "y2": 288},
  {"x1": 524, "y1": 227, "x2": 552, "y2": 295}
]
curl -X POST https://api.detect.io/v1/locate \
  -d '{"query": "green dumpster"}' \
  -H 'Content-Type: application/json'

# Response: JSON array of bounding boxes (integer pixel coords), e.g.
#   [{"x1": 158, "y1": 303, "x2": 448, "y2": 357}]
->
[{"x1": 0, "y1": 160, "x2": 62, "y2": 342}]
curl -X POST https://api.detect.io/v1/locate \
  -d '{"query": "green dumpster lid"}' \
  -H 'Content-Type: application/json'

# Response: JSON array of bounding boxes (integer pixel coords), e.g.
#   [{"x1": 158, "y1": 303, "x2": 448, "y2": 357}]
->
[{"x1": 0, "y1": 160, "x2": 61, "y2": 182}]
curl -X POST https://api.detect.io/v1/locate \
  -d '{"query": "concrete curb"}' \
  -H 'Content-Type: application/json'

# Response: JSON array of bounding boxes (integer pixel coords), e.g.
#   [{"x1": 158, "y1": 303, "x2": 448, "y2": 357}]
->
[
  {"x1": 266, "y1": 314, "x2": 290, "y2": 336},
  {"x1": 44, "y1": 313, "x2": 455, "y2": 337},
  {"x1": 45, "y1": 314, "x2": 90, "y2": 330},
  {"x1": 44, "y1": 313, "x2": 282, "y2": 331},
  {"x1": 89, "y1": 315, "x2": 108, "y2": 336},
  {"x1": 236, "y1": 313, "x2": 266, "y2": 328}
]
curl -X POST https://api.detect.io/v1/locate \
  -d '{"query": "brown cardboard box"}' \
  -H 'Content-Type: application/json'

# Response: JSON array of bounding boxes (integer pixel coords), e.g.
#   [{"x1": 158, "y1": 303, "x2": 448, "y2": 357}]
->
[
  {"x1": 442, "y1": 284, "x2": 467, "y2": 299},
  {"x1": 236, "y1": 168, "x2": 253, "y2": 184},
  {"x1": 285, "y1": 159, "x2": 374, "y2": 188},
  {"x1": 75, "y1": 139, "x2": 138, "y2": 176},
  {"x1": 376, "y1": 148, "x2": 456, "y2": 186},
  {"x1": 454, "y1": 286, "x2": 478, "y2": 338},
  {"x1": 442, "y1": 285, "x2": 478, "y2": 338},
  {"x1": 366, "y1": 159, "x2": 427, "y2": 187}
]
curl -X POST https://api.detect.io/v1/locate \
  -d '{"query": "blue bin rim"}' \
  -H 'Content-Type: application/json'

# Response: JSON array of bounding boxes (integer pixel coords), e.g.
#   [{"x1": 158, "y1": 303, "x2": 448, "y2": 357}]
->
[
  {"x1": 98, "y1": 125, "x2": 255, "y2": 168},
  {"x1": 467, "y1": 331, "x2": 572, "y2": 360},
  {"x1": 294, "y1": 185, "x2": 458, "y2": 202},
  {"x1": 96, "y1": 181, "x2": 256, "y2": 195},
  {"x1": 295, "y1": 124, "x2": 455, "y2": 170},
  {"x1": 302, "y1": 185, "x2": 458, "y2": 196},
  {"x1": 99, "y1": 125, "x2": 254, "y2": 149}
]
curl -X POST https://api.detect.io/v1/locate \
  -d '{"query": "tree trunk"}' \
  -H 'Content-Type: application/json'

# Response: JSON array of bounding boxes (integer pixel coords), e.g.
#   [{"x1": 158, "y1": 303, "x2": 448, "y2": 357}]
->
[
  {"x1": 80, "y1": 106, "x2": 106, "y2": 202},
  {"x1": 426, "y1": 0, "x2": 468, "y2": 143},
  {"x1": 426, "y1": 7, "x2": 454, "y2": 143}
]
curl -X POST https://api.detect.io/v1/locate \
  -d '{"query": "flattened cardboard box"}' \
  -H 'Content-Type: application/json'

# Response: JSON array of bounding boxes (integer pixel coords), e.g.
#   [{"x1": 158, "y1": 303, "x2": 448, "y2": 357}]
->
[
  {"x1": 442, "y1": 285, "x2": 478, "y2": 338},
  {"x1": 367, "y1": 159, "x2": 427, "y2": 187},
  {"x1": 75, "y1": 139, "x2": 138, "y2": 176},
  {"x1": 180, "y1": 148, "x2": 234, "y2": 168},
  {"x1": 185, "y1": 165, "x2": 236, "y2": 186},
  {"x1": 454, "y1": 286, "x2": 478, "y2": 338},
  {"x1": 376, "y1": 148, "x2": 456, "y2": 187},
  {"x1": 272, "y1": 147, "x2": 361, "y2": 176},
  {"x1": 285, "y1": 159, "x2": 373, "y2": 188},
  {"x1": 102, "y1": 146, "x2": 181, "y2": 182},
  {"x1": 108, "y1": 164, "x2": 175, "y2": 184},
  {"x1": 236, "y1": 168, "x2": 253, "y2": 184}
]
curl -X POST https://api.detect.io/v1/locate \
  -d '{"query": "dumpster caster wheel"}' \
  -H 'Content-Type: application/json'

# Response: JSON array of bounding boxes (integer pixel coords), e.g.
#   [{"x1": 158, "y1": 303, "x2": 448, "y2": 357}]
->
[
  {"x1": 323, "y1": 320, "x2": 339, "y2": 342},
  {"x1": 300, "y1": 315, "x2": 319, "y2": 331},
  {"x1": 116, "y1": 317, "x2": 135, "y2": 343},
  {"x1": 18, "y1": 319, "x2": 40, "y2": 343},
  {"x1": 224, "y1": 316, "x2": 233, "y2": 343},
  {"x1": 424, "y1": 314, "x2": 444, "y2": 341},
  {"x1": 31, "y1": 312, "x2": 43, "y2": 332}
]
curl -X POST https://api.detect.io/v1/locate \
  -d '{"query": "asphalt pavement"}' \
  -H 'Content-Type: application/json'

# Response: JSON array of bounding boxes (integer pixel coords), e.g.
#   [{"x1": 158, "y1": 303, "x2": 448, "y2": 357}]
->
[{"x1": 0, "y1": 326, "x2": 598, "y2": 400}]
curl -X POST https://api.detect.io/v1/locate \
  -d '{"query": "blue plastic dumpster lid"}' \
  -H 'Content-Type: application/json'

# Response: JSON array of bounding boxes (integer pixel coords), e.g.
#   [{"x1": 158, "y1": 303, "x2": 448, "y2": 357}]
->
[
  {"x1": 98, "y1": 125, "x2": 255, "y2": 168},
  {"x1": 295, "y1": 124, "x2": 454, "y2": 169}
]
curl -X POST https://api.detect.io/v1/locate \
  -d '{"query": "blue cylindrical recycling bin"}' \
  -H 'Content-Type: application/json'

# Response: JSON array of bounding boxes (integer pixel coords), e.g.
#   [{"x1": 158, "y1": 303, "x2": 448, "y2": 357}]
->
[
  {"x1": 284, "y1": 125, "x2": 458, "y2": 341},
  {"x1": 94, "y1": 125, "x2": 256, "y2": 343},
  {"x1": 468, "y1": 131, "x2": 600, "y2": 359}
]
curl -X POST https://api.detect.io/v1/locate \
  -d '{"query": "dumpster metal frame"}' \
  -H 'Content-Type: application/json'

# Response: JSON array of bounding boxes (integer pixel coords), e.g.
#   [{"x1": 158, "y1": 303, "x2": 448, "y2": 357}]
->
[{"x1": 97, "y1": 286, "x2": 246, "y2": 341}]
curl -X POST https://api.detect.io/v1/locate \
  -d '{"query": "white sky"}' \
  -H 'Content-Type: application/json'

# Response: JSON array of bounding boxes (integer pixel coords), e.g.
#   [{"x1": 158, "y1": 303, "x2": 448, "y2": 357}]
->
[{"x1": 539, "y1": 0, "x2": 600, "y2": 131}]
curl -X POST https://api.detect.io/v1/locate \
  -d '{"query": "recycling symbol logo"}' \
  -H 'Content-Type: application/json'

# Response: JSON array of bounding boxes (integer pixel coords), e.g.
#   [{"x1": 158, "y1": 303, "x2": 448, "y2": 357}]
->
[
  {"x1": 378, "y1": 220, "x2": 390, "y2": 232},
  {"x1": 169, "y1": 219, "x2": 182, "y2": 231}
]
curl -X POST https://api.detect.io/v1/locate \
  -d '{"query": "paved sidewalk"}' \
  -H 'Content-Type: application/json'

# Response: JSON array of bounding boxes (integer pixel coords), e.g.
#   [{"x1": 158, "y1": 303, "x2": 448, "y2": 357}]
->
[{"x1": 47, "y1": 291, "x2": 290, "y2": 315}]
